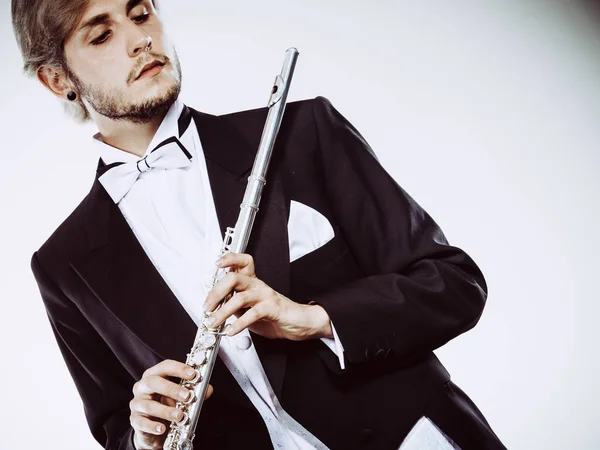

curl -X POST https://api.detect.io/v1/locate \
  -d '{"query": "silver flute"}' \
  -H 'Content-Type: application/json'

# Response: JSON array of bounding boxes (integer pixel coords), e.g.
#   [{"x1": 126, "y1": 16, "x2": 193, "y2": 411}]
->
[{"x1": 163, "y1": 47, "x2": 299, "y2": 450}]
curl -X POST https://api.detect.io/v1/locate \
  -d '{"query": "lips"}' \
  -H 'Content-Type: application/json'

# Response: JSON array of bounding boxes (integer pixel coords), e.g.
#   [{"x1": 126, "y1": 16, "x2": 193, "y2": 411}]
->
[{"x1": 136, "y1": 60, "x2": 164, "y2": 80}]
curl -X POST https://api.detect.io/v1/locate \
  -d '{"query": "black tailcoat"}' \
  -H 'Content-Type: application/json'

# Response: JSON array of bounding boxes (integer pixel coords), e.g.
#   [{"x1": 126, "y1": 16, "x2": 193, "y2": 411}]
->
[{"x1": 30, "y1": 97, "x2": 505, "y2": 449}]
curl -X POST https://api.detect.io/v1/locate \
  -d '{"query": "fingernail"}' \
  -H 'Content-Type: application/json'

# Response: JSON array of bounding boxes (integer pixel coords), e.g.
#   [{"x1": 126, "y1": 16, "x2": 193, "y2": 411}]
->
[
  {"x1": 185, "y1": 367, "x2": 195, "y2": 376},
  {"x1": 156, "y1": 424, "x2": 163, "y2": 433},
  {"x1": 179, "y1": 389, "x2": 190, "y2": 400},
  {"x1": 215, "y1": 258, "x2": 223, "y2": 266},
  {"x1": 171, "y1": 410, "x2": 182, "y2": 420}
]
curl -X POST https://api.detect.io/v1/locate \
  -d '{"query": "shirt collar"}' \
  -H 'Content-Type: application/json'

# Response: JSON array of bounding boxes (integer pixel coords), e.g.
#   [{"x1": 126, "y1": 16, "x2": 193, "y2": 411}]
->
[{"x1": 92, "y1": 97, "x2": 185, "y2": 165}]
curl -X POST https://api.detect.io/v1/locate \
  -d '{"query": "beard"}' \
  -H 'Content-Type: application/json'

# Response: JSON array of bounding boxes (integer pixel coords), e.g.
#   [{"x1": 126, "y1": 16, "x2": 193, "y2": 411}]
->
[{"x1": 67, "y1": 50, "x2": 182, "y2": 125}]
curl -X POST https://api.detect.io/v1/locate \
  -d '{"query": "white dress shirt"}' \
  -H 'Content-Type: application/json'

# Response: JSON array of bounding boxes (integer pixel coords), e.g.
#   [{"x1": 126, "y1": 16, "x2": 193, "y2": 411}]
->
[{"x1": 93, "y1": 96, "x2": 457, "y2": 450}]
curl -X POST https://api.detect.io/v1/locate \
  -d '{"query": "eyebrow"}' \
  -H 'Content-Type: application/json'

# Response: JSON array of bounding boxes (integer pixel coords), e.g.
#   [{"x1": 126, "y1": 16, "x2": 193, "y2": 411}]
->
[{"x1": 78, "y1": 0, "x2": 146, "y2": 33}]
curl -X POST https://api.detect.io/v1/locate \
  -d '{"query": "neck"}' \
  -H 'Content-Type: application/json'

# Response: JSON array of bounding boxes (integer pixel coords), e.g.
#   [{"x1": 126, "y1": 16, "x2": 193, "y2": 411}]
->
[{"x1": 92, "y1": 111, "x2": 166, "y2": 158}]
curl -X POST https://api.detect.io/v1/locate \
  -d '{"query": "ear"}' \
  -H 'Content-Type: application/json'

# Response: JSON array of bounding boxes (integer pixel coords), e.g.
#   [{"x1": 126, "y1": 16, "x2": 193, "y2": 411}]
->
[{"x1": 36, "y1": 65, "x2": 76, "y2": 101}]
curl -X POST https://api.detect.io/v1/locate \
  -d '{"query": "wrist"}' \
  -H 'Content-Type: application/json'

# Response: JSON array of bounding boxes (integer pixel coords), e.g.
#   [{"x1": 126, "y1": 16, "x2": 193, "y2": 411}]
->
[{"x1": 304, "y1": 304, "x2": 333, "y2": 340}]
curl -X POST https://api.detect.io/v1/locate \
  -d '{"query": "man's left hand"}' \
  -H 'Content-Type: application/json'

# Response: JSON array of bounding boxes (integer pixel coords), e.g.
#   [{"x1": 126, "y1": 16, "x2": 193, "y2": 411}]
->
[{"x1": 203, "y1": 253, "x2": 333, "y2": 341}]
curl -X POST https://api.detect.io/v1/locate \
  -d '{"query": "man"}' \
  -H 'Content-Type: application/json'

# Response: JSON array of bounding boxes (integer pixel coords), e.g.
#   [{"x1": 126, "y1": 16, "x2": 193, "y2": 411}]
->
[{"x1": 13, "y1": 0, "x2": 507, "y2": 449}]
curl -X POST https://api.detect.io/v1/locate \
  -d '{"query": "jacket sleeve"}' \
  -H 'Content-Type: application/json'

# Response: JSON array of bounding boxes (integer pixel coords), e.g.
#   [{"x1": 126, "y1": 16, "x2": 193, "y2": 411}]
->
[
  {"x1": 31, "y1": 251, "x2": 138, "y2": 450},
  {"x1": 308, "y1": 96, "x2": 489, "y2": 371}
]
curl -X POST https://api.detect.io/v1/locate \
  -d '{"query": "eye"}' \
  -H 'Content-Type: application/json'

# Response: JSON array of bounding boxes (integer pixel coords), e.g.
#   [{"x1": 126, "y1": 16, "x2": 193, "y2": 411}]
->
[
  {"x1": 91, "y1": 31, "x2": 110, "y2": 46},
  {"x1": 132, "y1": 13, "x2": 150, "y2": 23}
]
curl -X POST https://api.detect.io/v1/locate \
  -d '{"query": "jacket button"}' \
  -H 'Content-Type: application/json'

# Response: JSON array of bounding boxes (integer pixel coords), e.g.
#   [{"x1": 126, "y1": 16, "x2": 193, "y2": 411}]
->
[
  {"x1": 236, "y1": 335, "x2": 252, "y2": 350},
  {"x1": 359, "y1": 428, "x2": 374, "y2": 443}
]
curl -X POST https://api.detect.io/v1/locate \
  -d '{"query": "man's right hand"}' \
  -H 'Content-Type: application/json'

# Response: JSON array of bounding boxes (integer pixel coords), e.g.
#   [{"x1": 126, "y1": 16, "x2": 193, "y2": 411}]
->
[{"x1": 130, "y1": 359, "x2": 214, "y2": 450}]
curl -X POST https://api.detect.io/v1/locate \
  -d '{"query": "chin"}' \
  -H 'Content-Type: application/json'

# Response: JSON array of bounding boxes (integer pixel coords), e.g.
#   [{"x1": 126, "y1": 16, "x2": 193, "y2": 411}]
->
[{"x1": 138, "y1": 80, "x2": 180, "y2": 110}]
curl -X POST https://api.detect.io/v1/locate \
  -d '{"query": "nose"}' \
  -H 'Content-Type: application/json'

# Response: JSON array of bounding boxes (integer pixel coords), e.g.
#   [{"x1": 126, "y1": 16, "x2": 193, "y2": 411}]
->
[{"x1": 128, "y1": 26, "x2": 152, "y2": 57}]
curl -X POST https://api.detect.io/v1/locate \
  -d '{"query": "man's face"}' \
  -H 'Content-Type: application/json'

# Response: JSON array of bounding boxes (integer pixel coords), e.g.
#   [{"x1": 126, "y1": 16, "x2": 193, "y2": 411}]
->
[{"x1": 63, "y1": 0, "x2": 181, "y2": 123}]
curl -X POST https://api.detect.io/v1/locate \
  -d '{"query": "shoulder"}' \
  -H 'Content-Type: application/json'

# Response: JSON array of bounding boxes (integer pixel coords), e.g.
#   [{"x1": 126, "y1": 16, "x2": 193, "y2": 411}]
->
[
  {"x1": 224, "y1": 95, "x2": 336, "y2": 125},
  {"x1": 188, "y1": 96, "x2": 337, "y2": 147},
  {"x1": 31, "y1": 190, "x2": 92, "y2": 278},
  {"x1": 218, "y1": 95, "x2": 333, "y2": 122}
]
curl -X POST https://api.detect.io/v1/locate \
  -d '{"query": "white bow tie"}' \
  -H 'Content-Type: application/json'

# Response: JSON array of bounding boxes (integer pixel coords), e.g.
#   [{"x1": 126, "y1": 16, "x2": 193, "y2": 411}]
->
[{"x1": 99, "y1": 136, "x2": 193, "y2": 204}]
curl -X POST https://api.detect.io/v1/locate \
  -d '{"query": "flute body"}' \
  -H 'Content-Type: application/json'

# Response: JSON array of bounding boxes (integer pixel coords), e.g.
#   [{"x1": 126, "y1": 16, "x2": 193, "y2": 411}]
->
[{"x1": 163, "y1": 47, "x2": 299, "y2": 450}]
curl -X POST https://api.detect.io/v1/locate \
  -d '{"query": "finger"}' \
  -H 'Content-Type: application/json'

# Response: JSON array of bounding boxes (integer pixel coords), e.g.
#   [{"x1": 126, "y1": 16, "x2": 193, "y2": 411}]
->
[
  {"x1": 159, "y1": 394, "x2": 177, "y2": 408},
  {"x1": 225, "y1": 301, "x2": 271, "y2": 337},
  {"x1": 133, "y1": 375, "x2": 194, "y2": 404},
  {"x1": 216, "y1": 253, "x2": 255, "y2": 277},
  {"x1": 130, "y1": 397, "x2": 186, "y2": 423},
  {"x1": 208, "y1": 291, "x2": 257, "y2": 328},
  {"x1": 205, "y1": 384, "x2": 214, "y2": 399},
  {"x1": 140, "y1": 359, "x2": 198, "y2": 381},
  {"x1": 203, "y1": 272, "x2": 255, "y2": 313},
  {"x1": 130, "y1": 411, "x2": 167, "y2": 435}
]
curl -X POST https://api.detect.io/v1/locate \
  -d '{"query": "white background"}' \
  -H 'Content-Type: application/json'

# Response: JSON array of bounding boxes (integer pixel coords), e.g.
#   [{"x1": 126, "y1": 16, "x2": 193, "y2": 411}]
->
[{"x1": 1, "y1": 0, "x2": 599, "y2": 449}]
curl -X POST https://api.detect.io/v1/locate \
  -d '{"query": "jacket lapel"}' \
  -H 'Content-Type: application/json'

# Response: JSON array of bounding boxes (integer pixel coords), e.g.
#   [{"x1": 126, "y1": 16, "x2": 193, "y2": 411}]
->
[
  {"x1": 69, "y1": 165, "x2": 198, "y2": 363},
  {"x1": 70, "y1": 105, "x2": 290, "y2": 398}
]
